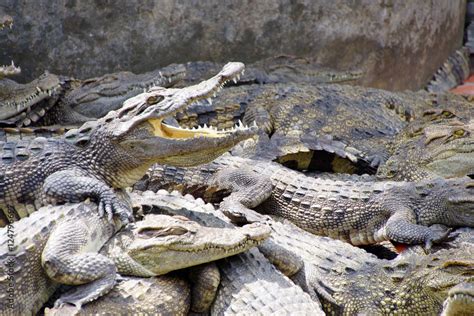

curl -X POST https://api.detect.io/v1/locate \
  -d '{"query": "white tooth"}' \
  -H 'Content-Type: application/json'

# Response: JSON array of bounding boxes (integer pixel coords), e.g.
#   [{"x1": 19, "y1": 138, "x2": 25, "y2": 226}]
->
[
  {"x1": 168, "y1": 78, "x2": 172, "y2": 83},
  {"x1": 238, "y1": 119, "x2": 243, "y2": 127},
  {"x1": 48, "y1": 90, "x2": 52, "y2": 96},
  {"x1": 236, "y1": 74, "x2": 241, "y2": 80},
  {"x1": 36, "y1": 87, "x2": 42, "y2": 93},
  {"x1": 204, "y1": 124, "x2": 208, "y2": 129},
  {"x1": 207, "y1": 98, "x2": 212, "y2": 105},
  {"x1": 242, "y1": 69, "x2": 245, "y2": 75},
  {"x1": 252, "y1": 121, "x2": 258, "y2": 127},
  {"x1": 159, "y1": 71, "x2": 163, "y2": 77},
  {"x1": 232, "y1": 78, "x2": 238, "y2": 84},
  {"x1": 213, "y1": 92, "x2": 217, "y2": 98}
]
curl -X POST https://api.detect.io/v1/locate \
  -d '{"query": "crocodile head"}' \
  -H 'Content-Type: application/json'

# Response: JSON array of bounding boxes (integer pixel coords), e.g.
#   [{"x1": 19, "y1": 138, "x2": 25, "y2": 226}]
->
[
  {"x1": 0, "y1": 72, "x2": 61, "y2": 120},
  {"x1": 64, "y1": 62, "x2": 256, "y2": 187},
  {"x1": 441, "y1": 282, "x2": 474, "y2": 316},
  {"x1": 340, "y1": 247, "x2": 473, "y2": 315},
  {"x1": 377, "y1": 120, "x2": 474, "y2": 181},
  {"x1": 66, "y1": 63, "x2": 186, "y2": 118},
  {"x1": 125, "y1": 214, "x2": 270, "y2": 275}
]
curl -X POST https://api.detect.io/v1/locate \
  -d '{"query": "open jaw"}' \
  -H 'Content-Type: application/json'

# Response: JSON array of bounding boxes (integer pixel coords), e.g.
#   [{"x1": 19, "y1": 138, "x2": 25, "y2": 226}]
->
[
  {"x1": 113, "y1": 62, "x2": 258, "y2": 166},
  {"x1": 126, "y1": 215, "x2": 271, "y2": 275}
]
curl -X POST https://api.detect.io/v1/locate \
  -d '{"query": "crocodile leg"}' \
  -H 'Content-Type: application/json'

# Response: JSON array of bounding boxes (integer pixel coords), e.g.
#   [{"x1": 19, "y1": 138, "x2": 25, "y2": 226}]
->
[
  {"x1": 42, "y1": 169, "x2": 131, "y2": 223},
  {"x1": 213, "y1": 167, "x2": 273, "y2": 223},
  {"x1": 40, "y1": 204, "x2": 120, "y2": 309},
  {"x1": 186, "y1": 262, "x2": 221, "y2": 313},
  {"x1": 384, "y1": 206, "x2": 451, "y2": 249}
]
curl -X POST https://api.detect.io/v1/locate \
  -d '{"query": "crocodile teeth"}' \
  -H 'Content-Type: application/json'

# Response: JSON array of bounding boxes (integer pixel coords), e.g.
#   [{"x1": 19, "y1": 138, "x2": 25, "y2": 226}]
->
[
  {"x1": 36, "y1": 87, "x2": 42, "y2": 93},
  {"x1": 232, "y1": 78, "x2": 238, "y2": 84},
  {"x1": 207, "y1": 98, "x2": 212, "y2": 105}
]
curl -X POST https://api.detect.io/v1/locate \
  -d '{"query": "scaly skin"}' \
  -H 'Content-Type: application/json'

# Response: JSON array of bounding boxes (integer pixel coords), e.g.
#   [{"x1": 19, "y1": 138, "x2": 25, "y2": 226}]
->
[
  {"x1": 0, "y1": 201, "x2": 121, "y2": 315},
  {"x1": 441, "y1": 282, "x2": 474, "y2": 316},
  {"x1": 0, "y1": 62, "x2": 256, "y2": 227},
  {"x1": 136, "y1": 155, "x2": 474, "y2": 247},
  {"x1": 0, "y1": 192, "x2": 269, "y2": 314},
  {"x1": 426, "y1": 47, "x2": 470, "y2": 93},
  {"x1": 174, "y1": 79, "x2": 473, "y2": 175},
  {"x1": 45, "y1": 276, "x2": 191, "y2": 315},
  {"x1": 377, "y1": 119, "x2": 474, "y2": 181},
  {"x1": 65, "y1": 63, "x2": 186, "y2": 118},
  {"x1": 0, "y1": 73, "x2": 62, "y2": 124},
  {"x1": 258, "y1": 218, "x2": 474, "y2": 315},
  {"x1": 131, "y1": 190, "x2": 325, "y2": 315},
  {"x1": 180, "y1": 55, "x2": 363, "y2": 87}
]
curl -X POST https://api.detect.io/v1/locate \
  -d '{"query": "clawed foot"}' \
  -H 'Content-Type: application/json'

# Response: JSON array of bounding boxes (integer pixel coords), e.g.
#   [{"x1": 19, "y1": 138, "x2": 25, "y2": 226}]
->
[
  {"x1": 424, "y1": 228, "x2": 453, "y2": 251},
  {"x1": 220, "y1": 199, "x2": 270, "y2": 224},
  {"x1": 98, "y1": 191, "x2": 133, "y2": 224}
]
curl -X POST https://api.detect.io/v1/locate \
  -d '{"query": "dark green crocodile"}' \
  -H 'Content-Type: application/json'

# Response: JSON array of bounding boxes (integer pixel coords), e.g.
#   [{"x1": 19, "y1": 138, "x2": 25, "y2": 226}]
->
[
  {"x1": 0, "y1": 193, "x2": 270, "y2": 314},
  {"x1": 0, "y1": 62, "x2": 256, "y2": 226},
  {"x1": 136, "y1": 154, "x2": 474, "y2": 248}
]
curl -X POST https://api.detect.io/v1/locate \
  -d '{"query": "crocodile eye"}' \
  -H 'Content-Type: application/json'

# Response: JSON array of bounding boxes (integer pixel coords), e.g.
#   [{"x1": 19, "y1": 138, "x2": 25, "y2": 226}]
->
[
  {"x1": 442, "y1": 110, "x2": 454, "y2": 118},
  {"x1": 146, "y1": 95, "x2": 164, "y2": 105},
  {"x1": 453, "y1": 129, "x2": 466, "y2": 137},
  {"x1": 138, "y1": 226, "x2": 188, "y2": 238}
]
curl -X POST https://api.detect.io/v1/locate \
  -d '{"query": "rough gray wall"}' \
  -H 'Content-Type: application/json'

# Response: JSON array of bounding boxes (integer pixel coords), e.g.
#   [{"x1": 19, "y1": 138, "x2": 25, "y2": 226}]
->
[{"x1": 0, "y1": 0, "x2": 466, "y2": 90}]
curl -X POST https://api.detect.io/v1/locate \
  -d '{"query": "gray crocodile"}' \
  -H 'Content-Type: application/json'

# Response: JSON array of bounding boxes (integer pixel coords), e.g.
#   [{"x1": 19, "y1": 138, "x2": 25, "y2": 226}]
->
[
  {"x1": 0, "y1": 194, "x2": 270, "y2": 315},
  {"x1": 377, "y1": 119, "x2": 474, "y2": 181},
  {"x1": 132, "y1": 190, "x2": 325, "y2": 315},
  {"x1": 0, "y1": 64, "x2": 186, "y2": 127},
  {"x1": 131, "y1": 190, "x2": 473, "y2": 315},
  {"x1": 0, "y1": 62, "x2": 255, "y2": 227},
  {"x1": 136, "y1": 154, "x2": 474, "y2": 247},
  {"x1": 45, "y1": 276, "x2": 192, "y2": 315},
  {"x1": 62, "y1": 63, "x2": 186, "y2": 119},
  {"x1": 180, "y1": 55, "x2": 363, "y2": 87}
]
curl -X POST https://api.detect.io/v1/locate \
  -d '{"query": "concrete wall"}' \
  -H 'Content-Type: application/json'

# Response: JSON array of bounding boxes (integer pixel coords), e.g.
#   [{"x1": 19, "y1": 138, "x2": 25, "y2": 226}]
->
[{"x1": 0, "y1": 0, "x2": 466, "y2": 90}]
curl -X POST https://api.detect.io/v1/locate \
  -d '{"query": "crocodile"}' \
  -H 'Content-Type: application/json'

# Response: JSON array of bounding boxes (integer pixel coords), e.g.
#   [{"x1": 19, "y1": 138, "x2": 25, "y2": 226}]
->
[
  {"x1": 441, "y1": 282, "x2": 474, "y2": 316},
  {"x1": 45, "y1": 275, "x2": 192, "y2": 315},
  {"x1": 131, "y1": 190, "x2": 473, "y2": 315},
  {"x1": 136, "y1": 154, "x2": 474, "y2": 247},
  {"x1": 0, "y1": 13, "x2": 20, "y2": 79},
  {"x1": 131, "y1": 190, "x2": 325, "y2": 315},
  {"x1": 0, "y1": 73, "x2": 62, "y2": 124},
  {"x1": 426, "y1": 47, "x2": 470, "y2": 93},
  {"x1": 377, "y1": 119, "x2": 474, "y2": 181},
  {"x1": 180, "y1": 55, "x2": 363, "y2": 87},
  {"x1": 258, "y1": 217, "x2": 474, "y2": 315},
  {"x1": 0, "y1": 194, "x2": 269, "y2": 315},
  {"x1": 64, "y1": 63, "x2": 186, "y2": 119},
  {"x1": 0, "y1": 62, "x2": 255, "y2": 227},
  {"x1": 172, "y1": 79, "x2": 474, "y2": 175},
  {"x1": 0, "y1": 64, "x2": 186, "y2": 127}
]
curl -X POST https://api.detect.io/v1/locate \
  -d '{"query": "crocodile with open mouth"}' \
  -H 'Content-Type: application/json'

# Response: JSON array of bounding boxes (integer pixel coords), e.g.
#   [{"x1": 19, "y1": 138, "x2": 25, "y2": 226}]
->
[
  {"x1": 0, "y1": 62, "x2": 256, "y2": 227},
  {"x1": 0, "y1": 12, "x2": 20, "y2": 79}
]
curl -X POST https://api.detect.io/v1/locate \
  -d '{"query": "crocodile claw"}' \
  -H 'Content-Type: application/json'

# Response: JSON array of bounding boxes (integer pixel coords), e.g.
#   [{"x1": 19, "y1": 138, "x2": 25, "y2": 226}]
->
[
  {"x1": 424, "y1": 228, "x2": 453, "y2": 251},
  {"x1": 98, "y1": 191, "x2": 133, "y2": 225}
]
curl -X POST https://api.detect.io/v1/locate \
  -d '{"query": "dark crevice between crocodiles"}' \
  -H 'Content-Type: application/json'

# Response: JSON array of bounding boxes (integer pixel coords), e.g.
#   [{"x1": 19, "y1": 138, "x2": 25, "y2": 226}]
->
[{"x1": 279, "y1": 150, "x2": 377, "y2": 175}]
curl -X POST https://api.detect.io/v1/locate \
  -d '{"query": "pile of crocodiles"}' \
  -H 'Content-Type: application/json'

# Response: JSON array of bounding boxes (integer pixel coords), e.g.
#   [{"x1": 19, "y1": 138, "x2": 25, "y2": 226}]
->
[{"x1": 1, "y1": 14, "x2": 473, "y2": 314}]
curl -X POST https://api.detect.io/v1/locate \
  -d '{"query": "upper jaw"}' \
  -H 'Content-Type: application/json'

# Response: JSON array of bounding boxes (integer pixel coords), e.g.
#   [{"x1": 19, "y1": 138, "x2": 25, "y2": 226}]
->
[{"x1": 107, "y1": 62, "x2": 245, "y2": 137}]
